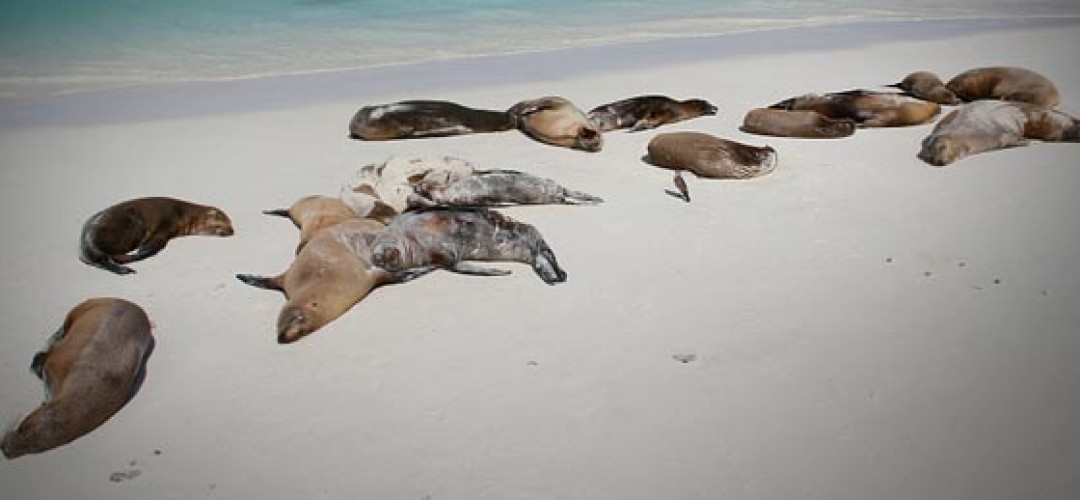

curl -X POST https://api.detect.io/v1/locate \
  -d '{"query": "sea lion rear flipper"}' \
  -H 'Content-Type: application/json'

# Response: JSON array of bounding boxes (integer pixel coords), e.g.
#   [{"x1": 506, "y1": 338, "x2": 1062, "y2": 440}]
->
[
  {"x1": 236, "y1": 273, "x2": 285, "y2": 292},
  {"x1": 560, "y1": 189, "x2": 604, "y2": 205},
  {"x1": 262, "y1": 208, "x2": 290, "y2": 217},
  {"x1": 531, "y1": 241, "x2": 567, "y2": 285},
  {"x1": 448, "y1": 262, "x2": 512, "y2": 277},
  {"x1": 29, "y1": 352, "x2": 47, "y2": 380},
  {"x1": 393, "y1": 266, "x2": 438, "y2": 283}
]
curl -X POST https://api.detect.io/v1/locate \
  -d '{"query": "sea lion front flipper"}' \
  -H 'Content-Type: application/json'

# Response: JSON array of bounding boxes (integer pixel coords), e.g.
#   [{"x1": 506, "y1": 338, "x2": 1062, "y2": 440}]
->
[
  {"x1": 447, "y1": 262, "x2": 512, "y2": 277},
  {"x1": 628, "y1": 119, "x2": 658, "y2": 132},
  {"x1": 117, "y1": 236, "x2": 169, "y2": 264},
  {"x1": 394, "y1": 266, "x2": 438, "y2": 283},
  {"x1": 94, "y1": 259, "x2": 138, "y2": 275}
]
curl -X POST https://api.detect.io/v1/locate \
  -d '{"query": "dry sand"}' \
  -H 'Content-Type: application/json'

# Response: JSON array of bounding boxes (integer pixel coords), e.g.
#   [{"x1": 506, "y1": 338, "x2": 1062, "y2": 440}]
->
[{"x1": 1, "y1": 19, "x2": 1078, "y2": 500}]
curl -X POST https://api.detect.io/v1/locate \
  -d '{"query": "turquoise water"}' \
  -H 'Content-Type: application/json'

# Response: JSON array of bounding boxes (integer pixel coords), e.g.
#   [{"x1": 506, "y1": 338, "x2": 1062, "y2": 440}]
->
[{"x1": 1, "y1": 0, "x2": 1077, "y2": 98}]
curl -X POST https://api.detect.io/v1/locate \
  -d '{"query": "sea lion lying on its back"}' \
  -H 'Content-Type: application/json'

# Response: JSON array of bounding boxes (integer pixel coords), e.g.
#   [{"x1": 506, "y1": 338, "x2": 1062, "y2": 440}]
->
[
  {"x1": 2, "y1": 298, "x2": 153, "y2": 459},
  {"x1": 770, "y1": 90, "x2": 941, "y2": 127},
  {"x1": 587, "y1": 95, "x2": 718, "y2": 132},
  {"x1": 889, "y1": 71, "x2": 960, "y2": 105},
  {"x1": 946, "y1": 66, "x2": 1061, "y2": 109},
  {"x1": 646, "y1": 132, "x2": 777, "y2": 179},
  {"x1": 348, "y1": 100, "x2": 514, "y2": 140},
  {"x1": 79, "y1": 197, "x2": 234, "y2": 275},
  {"x1": 741, "y1": 108, "x2": 856, "y2": 138},
  {"x1": 370, "y1": 208, "x2": 567, "y2": 285},
  {"x1": 508, "y1": 96, "x2": 603, "y2": 152},
  {"x1": 917, "y1": 100, "x2": 1079, "y2": 166}
]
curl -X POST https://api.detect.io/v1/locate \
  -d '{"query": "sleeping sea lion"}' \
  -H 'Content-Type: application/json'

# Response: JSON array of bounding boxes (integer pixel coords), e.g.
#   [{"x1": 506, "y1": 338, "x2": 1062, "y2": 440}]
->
[
  {"x1": 370, "y1": 208, "x2": 567, "y2": 285},
  {"x1": 262, "y1": 195, "x2": 366, "y2": 252},
  {"x1": 348, "y1": 100, "x2": 514, "y2": 140},
  {"x1": 79, "y1": 197, "x2": 234, "y2": 275},
  {"x1": 740, "y1": 108, "x2": 857, "y2": 138},
  {"x1": 2, "y1": 298, "x2": 154, "y2": 459},
  {"x1": 946, "y1": 66, "x2": 1060, "y2": 109},
  {"x1": 587, "y1": 95, "x2": 718, "y2": 132},
  {"x1": 889, "y1": 71, "x2": 960, "y2": 105},
  {"x1": 770, "y1": 90, "x2": 941, "y2": 127},
  {"x1": 508, "y1": 96, "x2": 603, "y2": 152},
  {"x1": 646, "y1": 132, "x2": 778, "y2": 179},
  {"x1": 917, "y1": 100, "x2": 1080, "y2": 166}
]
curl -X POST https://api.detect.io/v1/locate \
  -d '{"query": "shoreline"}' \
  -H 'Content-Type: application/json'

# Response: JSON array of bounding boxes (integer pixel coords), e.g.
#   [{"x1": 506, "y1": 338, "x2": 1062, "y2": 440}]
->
[{"x1": 2, "y1": 15, "x2": 1077, "y2": 130}]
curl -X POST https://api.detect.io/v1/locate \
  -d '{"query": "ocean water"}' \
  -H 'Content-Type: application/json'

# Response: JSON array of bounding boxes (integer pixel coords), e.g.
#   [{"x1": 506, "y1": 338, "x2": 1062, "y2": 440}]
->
[{"x1": 1, "y1": 0, "x2": 1077, "y2": 99}]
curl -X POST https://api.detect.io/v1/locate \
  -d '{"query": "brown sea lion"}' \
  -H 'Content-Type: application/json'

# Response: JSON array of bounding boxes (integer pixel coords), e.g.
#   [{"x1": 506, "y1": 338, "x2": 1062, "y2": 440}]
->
[
  {"x1": 946, "y1": 66, "x2": 1060, "y2": 109},
  {"x1": 79, "y1": 197, "x2": 234, "y2": 275},
  {"x1": 348, "y1": 100, "x2": 514, "y2": 140},
  {"x1": 770, "y1": 90, "x2": 941, "y2": 127},
  {"x1": 587, "y1": 95, "x2": 718, "y2": 132},
  {"x1": 2, "y1": 298, "x2": 154, "y2": 459},
  {"x1": 237, "y1": 217, "x2": 432, "y2": 344},
  {"x1": 370, "y1": 208, "x2": 567, "y2": 285},
  {"x1": 740, "y1": 108, "x2": 857, "y2": 138},
  {"x1": 262, "y1": 195, "x2": 367, "y2": 252},
  {"x1": 917, "y1": 100, "x2": 1080, "y2": 166},
  {"x1": 889, "y1": 71, "x2": 960, "y2": 105},
  {"x1": 508, "y1": 96, "x2": 603, "y2": 152},
  {"x1": 646, "y1": 132, "x2": 778, "y2": 179}
]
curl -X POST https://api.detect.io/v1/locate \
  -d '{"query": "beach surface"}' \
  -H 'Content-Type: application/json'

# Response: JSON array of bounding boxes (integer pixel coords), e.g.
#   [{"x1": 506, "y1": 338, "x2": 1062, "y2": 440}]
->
[{"x1": 1, "y1": 19, "x2": 1079, "y2": 500}]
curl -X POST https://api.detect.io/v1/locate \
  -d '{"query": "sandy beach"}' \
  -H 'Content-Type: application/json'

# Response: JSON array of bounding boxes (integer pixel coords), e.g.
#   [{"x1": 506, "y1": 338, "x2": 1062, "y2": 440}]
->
[{"x1": 1, "y1": 18, "x2": 1079, "y2": 500}]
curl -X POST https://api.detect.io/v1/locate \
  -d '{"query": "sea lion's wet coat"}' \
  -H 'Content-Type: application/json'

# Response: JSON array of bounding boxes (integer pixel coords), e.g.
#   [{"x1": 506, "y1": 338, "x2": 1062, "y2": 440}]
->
[
  {"x1": 2, "y1": 298, "x2": 153, "y2": 459},
  {"x1": 946, "y1": 66, "x2": 1061, "y2": 109},
  {"x1": 587, "y1": 95, "x2": 718, "y2": 132},
  {"x1": 348, "y1": 100, "x2": 514, "y2": 140},
  {"x1": 646, "y1": 132, "x2": 778, "y2": 179},
  {"x1": 508, "y1": 97, "x2": 602, "y2": 152},
  {"x1": 890, "y1": 71, "x2": 960, "y2": 105},
  {"x1": 79, "y1": 197, "x2": 234, "y2": 275},
  {"x1": 740, "y1": 108, "x2": 857, "y2": 138},
  {"x1": 770, "y1": 90, "x2": 941, "y2": 127},
  {"x1": 918, "y1": 100, "x2": 1080, "y2": 166}
]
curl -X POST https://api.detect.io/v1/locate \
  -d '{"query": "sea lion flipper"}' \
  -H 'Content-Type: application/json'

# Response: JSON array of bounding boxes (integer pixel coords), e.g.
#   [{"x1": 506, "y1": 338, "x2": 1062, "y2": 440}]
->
[
  {"x1": 121, "y1": 238, "x2": 168, "y2": 263},
  {"x1": 236, "y1": 273, "x2": 284, "y2": 292},
  {"x1": 393, "y1": 266, "x2": 438, "y2": 283},
  {"x1": 531, "y1": 241, "x2": 567, "y2": 285},
  {"x1": 560, "y1": 189, "x2": 604, "y2": 205},
  {"x1": 628, "y1": 119, "x2": 657, "y2": 132},
  {"x1": 447, "y1": 262, "x2": 512, "y2": 277},
  {"x1": 262, "y1": 208, "x2": 290, "y2": 217}
]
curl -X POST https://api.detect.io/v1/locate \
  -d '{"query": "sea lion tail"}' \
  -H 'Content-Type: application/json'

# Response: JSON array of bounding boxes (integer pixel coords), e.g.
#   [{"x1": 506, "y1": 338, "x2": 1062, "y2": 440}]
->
[{"x1": 236, "y1": 274, "x2": 284, "y2": 292}]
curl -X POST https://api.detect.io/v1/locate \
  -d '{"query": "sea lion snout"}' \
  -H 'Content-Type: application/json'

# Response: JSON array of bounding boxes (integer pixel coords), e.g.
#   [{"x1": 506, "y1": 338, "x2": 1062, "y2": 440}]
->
[
  {"x1": 276, "y1": 306, "x2": 311, "y2": 344},
  {"x1": 918, "y1": 136, "x2": 968, "y2": 167},
  {"x1": 577, "y1": 127, "x2": 603, "y2": 152},
  {"x1": 195, "y1": 209, "x2": 235, "y2": 236}
]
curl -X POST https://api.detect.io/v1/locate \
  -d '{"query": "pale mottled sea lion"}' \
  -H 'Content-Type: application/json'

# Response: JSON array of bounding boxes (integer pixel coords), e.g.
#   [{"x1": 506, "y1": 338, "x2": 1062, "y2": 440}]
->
[
  {"x1": 508, "y1": 96, "x2": 603, "y2": 152},
  {"x1": 348, "y1": 100, "x2": 514, "y2": 140},
  {"x1": 262, "y1": 195, "x2": 366, "y2": 252},
  {"x1": 646, "y1": 132, "x2": 778, "y2": 179},
  {"x1": 889, "y1": 71, "x2": 960, "y2": 105},
  {"x1": 79, "y1": 197, "x2": 234, "y2": 275},
  {"x1": 770, "y1": 90, "x2": 941, "y2": 127},
  {"x1": 740, "y1": 108, "x2": 857, "y2": 138},
  {"x1": 918, "y1": 100, "x2": 1080, "y2": 166},
  {"x1": 370, "y1": 208, "x2": 567, "y2": 285},
  {"x1": 2, "y1": 298, "x2": 153, "y2": 459},
  {"x1": 946, "y1": 66, "x2": 1060, "y2": 109},
  {"x1": 237, "y1": 218, "x2": 431, "y2": 344},
  {"x1": 587, "y1": 95, "x2": 718, "y2": 132}
]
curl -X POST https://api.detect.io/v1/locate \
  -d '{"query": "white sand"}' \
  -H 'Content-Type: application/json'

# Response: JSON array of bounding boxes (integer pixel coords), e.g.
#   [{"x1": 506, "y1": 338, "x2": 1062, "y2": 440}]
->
[{"x1": 1, "y1": 20, "x2": 1079, "y2": 500}]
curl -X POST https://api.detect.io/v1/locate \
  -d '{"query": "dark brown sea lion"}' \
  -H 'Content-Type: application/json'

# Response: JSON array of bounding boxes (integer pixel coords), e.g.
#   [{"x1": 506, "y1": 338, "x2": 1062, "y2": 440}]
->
[
  {"x1": 646, "y1": 132, "x2": 778, "y2": 179},
  {"x1": 587, "y1": 95, "x2": 718, "y2": 132},
  {"x1": 508, "y1": 96, "x2": 603, "y2": 152},
  {"x1": 79, "y1": 197, "x2": 234, "y2": 275},
  {"x1": 889, "y1": 71, "x2": 960, "y2": 105},
  {"x1": 740, "y1": 108, "x2": 857, "y2": 138},
  {"x1": 262, "y1": 195, "x2": 366, "y2": 252},
  {"x1": 348, "y1": 100, "x2": 514, "y2": 140},
  {"x1": 917, "y1": 100, "x2": 1080, "y2": 166},
  {"x1": 237, "y1": 217, "x2": 432, "y2": 344},
  {"x1": 946, "y1": 66, "x2": 1061, "y2": 109},
  {"x1": 769, "y1": 90, "x2": 941, "y2": 127},
  {"x1": 370, "y1": 208, "x2": 567, "y2": 285},
  {"x1": 2, "y1": 298, "x2": 154, "y2": 459}
]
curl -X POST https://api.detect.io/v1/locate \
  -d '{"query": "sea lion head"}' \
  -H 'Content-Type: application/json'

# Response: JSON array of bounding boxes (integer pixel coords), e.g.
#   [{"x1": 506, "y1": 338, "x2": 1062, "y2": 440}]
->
[
  {"x1": 918, "y1": 136, "x2": 969, "y2": 167},
  {"x1": 370, "y1": 244, "x2": 406, "y2": 273},
  {"x1": 276, "y1": 305, "x2": 317, "y2": 344},
  {"x1": 685, "y1": 99, "x2": 719, "y2": 116},
  {"x1": 192, "y1": 207, "x2": 235, "y2": 237},
  {"x1": 1, "y1": 419, "x2": 35, "y2": 459},
  {"x1": 575, "y1": 126, "x2": 603, "y2": 152}
]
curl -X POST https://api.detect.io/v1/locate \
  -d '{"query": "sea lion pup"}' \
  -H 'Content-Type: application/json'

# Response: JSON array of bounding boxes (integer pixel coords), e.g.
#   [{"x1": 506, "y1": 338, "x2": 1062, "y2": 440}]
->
[
  {"x1": 646, "y1": 132, "x2": 778, "y2": 179},
  {"x1": 917, "y1": 100, "x2": 1080, "y2": 166},
  {"x1": 79, "y1": 197, "x2": 234, "y2": 275},
  {"x1": 2, "y1": 298, "x2": 153, "y2": 459},
  {"x1": 262, "y1": 195, "x2": 367, "y2": 252},
  {"x1": 237, "y1": 217, "x2": 433, "y2": 344},
  {"x1": 946, "y1": 66, "x2": 1061, "y2": 109},
  {"x1": 370, "y1": 208, "x2": 567, "y2": 285},
  {"x1": 889, "y1": 71, "x2": 960, "y2": 105},
  {"x1": 740, "y1": 108, "x2": 857, "y2": 138},
  {"x1": 508, "y1": 96, "x2": 603, "y2": 152},
  {"x1": 340, "y1": 156, "x2": 602, "y2": 219},
  {"x1": 769, "y1": 90, "x2": 941, "y2": 127},
  {"x1": 348, "y1": 100, "x2": 514, "y2": 140},
  {"x1": 587, "y1": 95, "x2": 718, "y2": 132}
]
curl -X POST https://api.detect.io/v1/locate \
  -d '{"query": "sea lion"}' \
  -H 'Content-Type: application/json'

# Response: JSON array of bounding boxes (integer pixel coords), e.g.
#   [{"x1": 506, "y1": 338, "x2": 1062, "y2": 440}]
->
[
  {"x1": 889, "y1": 71, "x2": 960, "y2": 105},
  {"x1": 740, "y1": 108, "x2": 857, "y2": 138},
  {"x1": 587, "y1": 95, "x2": 718, "y2": 132},
  {"x1": 262, "y1": 195, "x2": 367, "y2": 252},
  {"x1": 646, "y1": 132, "x2": 778, "y2": 179},
  {"x1": 370, "y1": 208, "x2": 567, "y2": 285},
  {"x1": 2, "y1": 298, "x2": 154, "y2": 459},
  {"x1": 769, "y1": 90, "x2": 941, "y2": 127},
  {"x1": 237, "y1": 217, "x2": 432, "y2": 344},
  {"x1": 79, "y1": 197, "x2": 234, "y2": 275},
  {"x1": 946, "y1": 66, "x2": 1060, "y2": 108},
  {"x1": 339, "y1": 156, "x2": 602, "y2": 219},
  {"x1": 508, "y1": 96, "x2": 603, "y2": 152},
  {"x1": 917, "y1": 100, "x2": 1080, "y2": 166},
  {"x1": 348, "y1": 100, "x2": 514, "y2": 140}
]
